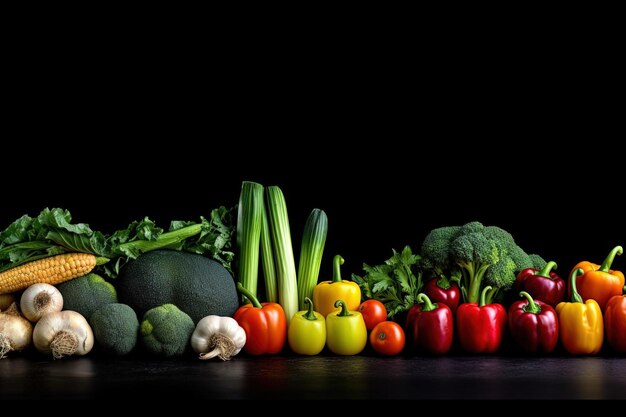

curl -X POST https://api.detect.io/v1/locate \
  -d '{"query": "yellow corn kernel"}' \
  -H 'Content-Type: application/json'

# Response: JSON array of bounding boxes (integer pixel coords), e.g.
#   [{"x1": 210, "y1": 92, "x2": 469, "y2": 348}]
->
[{"x1": 0, "y1": 253, "x2": 97, "y2": 294}]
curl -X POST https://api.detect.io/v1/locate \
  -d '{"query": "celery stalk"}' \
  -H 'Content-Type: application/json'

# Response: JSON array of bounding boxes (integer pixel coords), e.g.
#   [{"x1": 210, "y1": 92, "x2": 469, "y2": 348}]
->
[
  {"x1": 266, "y1": 186, "x2": 298, "y2": 324},
  {"x1": 260, "y1": 202, "x2": 277, "y2": 303},
  {"x1": 297, "y1": 209, "x2": 328, "y2": 309},
  {"x1": 236, "y1": 181, "x2": 264, "y2": 302}
]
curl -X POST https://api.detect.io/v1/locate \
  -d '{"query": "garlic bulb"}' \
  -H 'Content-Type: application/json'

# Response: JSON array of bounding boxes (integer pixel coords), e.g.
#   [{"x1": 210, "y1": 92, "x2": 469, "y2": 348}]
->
[
  {"x1": 33, "y1": 310, "x2": 94, "y2": 359},
  {"x1": 20, "y1": 283, "x2": 64, "y2": 322},
  {"x1": 191, "y1": 315, "x2": 246, "y2": 361},
  {"x1": 0, "y1": 303, "x2": 33, "y2": 359}
]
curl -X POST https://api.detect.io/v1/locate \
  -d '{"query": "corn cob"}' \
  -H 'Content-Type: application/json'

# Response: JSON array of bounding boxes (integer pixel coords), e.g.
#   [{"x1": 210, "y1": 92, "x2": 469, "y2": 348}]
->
[{"x1": 0, "y1": 253, "x2": 97, "y2": 294}]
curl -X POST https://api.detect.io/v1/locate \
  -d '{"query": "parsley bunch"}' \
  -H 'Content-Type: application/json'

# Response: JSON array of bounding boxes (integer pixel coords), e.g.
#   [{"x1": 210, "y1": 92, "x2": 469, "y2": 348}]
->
[{"x1": 352, "y1": 246, "x2": 423, "y2": 319}]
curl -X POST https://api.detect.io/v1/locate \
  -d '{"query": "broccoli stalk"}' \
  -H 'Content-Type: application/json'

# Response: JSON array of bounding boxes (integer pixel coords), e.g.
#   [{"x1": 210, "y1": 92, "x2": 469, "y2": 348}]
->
[{"x1": 457, "y1": 254, "x2": 492, "y2": 304}]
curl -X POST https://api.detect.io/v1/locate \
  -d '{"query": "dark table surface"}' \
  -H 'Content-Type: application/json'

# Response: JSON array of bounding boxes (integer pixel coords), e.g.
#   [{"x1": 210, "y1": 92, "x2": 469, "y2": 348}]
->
[{"x1": 2, "y1": 354, "x2": 625, "y2": 400}]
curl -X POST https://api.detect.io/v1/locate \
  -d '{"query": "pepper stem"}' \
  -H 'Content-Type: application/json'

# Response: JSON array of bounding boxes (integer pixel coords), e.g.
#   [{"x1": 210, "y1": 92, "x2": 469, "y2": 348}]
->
[
  {"x1": 417, "y1": 293, "x2": 438, "y2": 312},
  {"x1": 332, "y1": 255, "x2": 345, "y2": 283},
  {"x1": 569, "y1": 268, "x2": 584, "y2": 303},
  {"x1": 537, "y1": 261, "x2": 558, "y2": 278},
  {"x1": 303, "y1": 297, "x2": 317, "y2": 320},
  {"x1": 479, "y1": 286, "x2": 492, "y2": 307},
  {"x1": 519, "y1": 291, "x2": 541, "y2": 314},
  {"x1": 599, "y1": 246, "x2": 623, "y2": 273},
  {"x1": 334, "y1": 300, "x2": 352, "y2": 316},
  {"x1": 236, "y1": 282, "x2": 263, "y2": 308}
]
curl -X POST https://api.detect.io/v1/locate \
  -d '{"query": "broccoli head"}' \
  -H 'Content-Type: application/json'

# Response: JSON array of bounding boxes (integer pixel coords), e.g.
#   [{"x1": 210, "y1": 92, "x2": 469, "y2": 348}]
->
[
  {"x1": 141, "y1": 304, "x2": 194, "y2": 357},
  {"x1": 91, "y1": 303, "x2": 139, "y2": 356},
  {"x1": 421, "y1": 221, "x2": 541, "y2": 303}
]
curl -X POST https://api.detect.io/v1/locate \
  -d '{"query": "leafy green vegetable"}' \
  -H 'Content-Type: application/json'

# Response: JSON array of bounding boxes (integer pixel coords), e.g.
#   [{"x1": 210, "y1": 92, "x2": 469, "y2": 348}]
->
[
  {"x1": 0, "y1": 207, "x2": 235, "y2": 277},
  {"x1": 351, "y1": 246, "x2": 423, "y2": 319}
]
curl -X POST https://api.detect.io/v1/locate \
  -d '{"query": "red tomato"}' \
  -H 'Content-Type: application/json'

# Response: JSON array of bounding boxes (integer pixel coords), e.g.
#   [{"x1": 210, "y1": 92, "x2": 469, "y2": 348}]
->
[
  {"x1": 370, "y1": 321, "x2": 405, "y2": 356},
  {"x1": 359, "y1": 300, "x2": 387, "y2": 330}
]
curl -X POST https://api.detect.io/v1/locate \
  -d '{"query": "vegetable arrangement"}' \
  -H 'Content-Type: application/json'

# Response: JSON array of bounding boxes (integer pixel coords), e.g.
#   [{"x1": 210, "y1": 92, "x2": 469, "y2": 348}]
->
[{"x1": 0, "y1": 183, "x2": 623, "y2": 362}]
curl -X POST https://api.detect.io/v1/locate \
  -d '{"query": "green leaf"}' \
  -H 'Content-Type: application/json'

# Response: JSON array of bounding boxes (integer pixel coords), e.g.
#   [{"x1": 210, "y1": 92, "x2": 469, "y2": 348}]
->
[
  {"x1": 47, "y1": 246, "x2": 66, "y2": 256},
  {"x1": 46, "y1": 230, "x2": 107, "y2": 255},
  {"x1": 372, "y1": 278, "x2": 394, "y2": 294},
  {"x1": 134, "y1": 217, "x2": 163, "y2": 241},
  {"x1": 400, "y1": 245, "x2": 421, "y2": 264},
  {"x1": 0, "y1": 241, "x2": 53, "y2": 259},
  {"x1": 0, "y1": 215, "x2": 34, "y2": 245},
  {"x1": 169, "y1": 220, "x2": 194, "y2": 231},
  {"x1": 36, "y1": 208, "x2": 93, "y2": 235}
]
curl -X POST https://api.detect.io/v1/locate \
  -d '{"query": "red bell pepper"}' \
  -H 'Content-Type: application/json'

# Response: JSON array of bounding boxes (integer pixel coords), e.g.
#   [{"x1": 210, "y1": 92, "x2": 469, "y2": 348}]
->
[
  {"x1": 508, "y1": 291, "x2": 559, "y2": 353},
  {"x1": 604, "y1": 295, "x2": 626, "y2": 352},
  {"x1": 514, "y1": 261, "x2": 564, "y2": 307},
  {"x1": 457, "y1": 286, "x2": 507, "y2": 353},
  {"x1": 234, "y1": 283, "x2": 287, "y2": 355},
  {"x1": 423, "y1": 274, "x2": 461, "y2": 314},
  {"x1": 408, "y1": 293, "x2": 453, "y2": 355}
]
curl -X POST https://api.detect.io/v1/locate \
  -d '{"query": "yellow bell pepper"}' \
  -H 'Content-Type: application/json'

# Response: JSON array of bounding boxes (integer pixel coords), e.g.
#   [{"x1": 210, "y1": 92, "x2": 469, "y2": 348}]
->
[
  {"x1": 556, "y1": 268, "x2": 604, "y2": 355},
  {"x1": 313, "y1": 255, "x2": 361, "y2": 317},
  {"x1": 288, "y1": 297, "x2": 326, "y2": 355},
  {"x1": 326, "y1": 299, "x2": 367, "y2": 355}
]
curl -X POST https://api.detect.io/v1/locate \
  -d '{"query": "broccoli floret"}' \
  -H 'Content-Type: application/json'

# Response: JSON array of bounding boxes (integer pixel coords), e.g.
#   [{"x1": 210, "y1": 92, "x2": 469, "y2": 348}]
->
[
  {"x1": 458, "y1": 221, "x2": 485, "y2": 235},
  {"x1": 508, "y1": 245, "x2": 532, "y2": 270},
  {"x1": 421, "y1": 221, "x2": 544, "y2": 304},
  {"x1": 452, "y1": 232, "x2": 500, "y2": 267},
  {"x1": 420, "y1": 226, "x2": 460, "y2": 271},
  {"x1": 485, "y1": 256, "x2": 518, "y2": 289},
  {"x1": 529, "y1": 254, "x2": 547, "y2": 270},
  {"x1": 91, "y1": 303, "x2": 139, "y2": 356},
  {"x1": 141, "y1": 304, "x2": 194, "y2": 358},
  {"x1": 483, "y1": 225, "x2": 515, "y2": 245}
]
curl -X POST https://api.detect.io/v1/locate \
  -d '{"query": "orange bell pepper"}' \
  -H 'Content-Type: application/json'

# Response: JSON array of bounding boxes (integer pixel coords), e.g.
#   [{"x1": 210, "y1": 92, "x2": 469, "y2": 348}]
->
[
  {"x1": 556, "y1": 268, "x2": 604, "y2": 355},
  {"x1": 234, "y1": 283, "x2": 287, "y2": 355},
  {"x1": 573, "y1": 245, "x2": 623, "y2": 311}
]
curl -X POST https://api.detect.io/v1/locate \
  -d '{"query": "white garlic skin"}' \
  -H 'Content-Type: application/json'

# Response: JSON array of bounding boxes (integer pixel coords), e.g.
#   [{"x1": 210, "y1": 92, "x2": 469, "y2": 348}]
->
[{"x1": 20, "y1": 283, "x2": 64, "y2": 322}]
